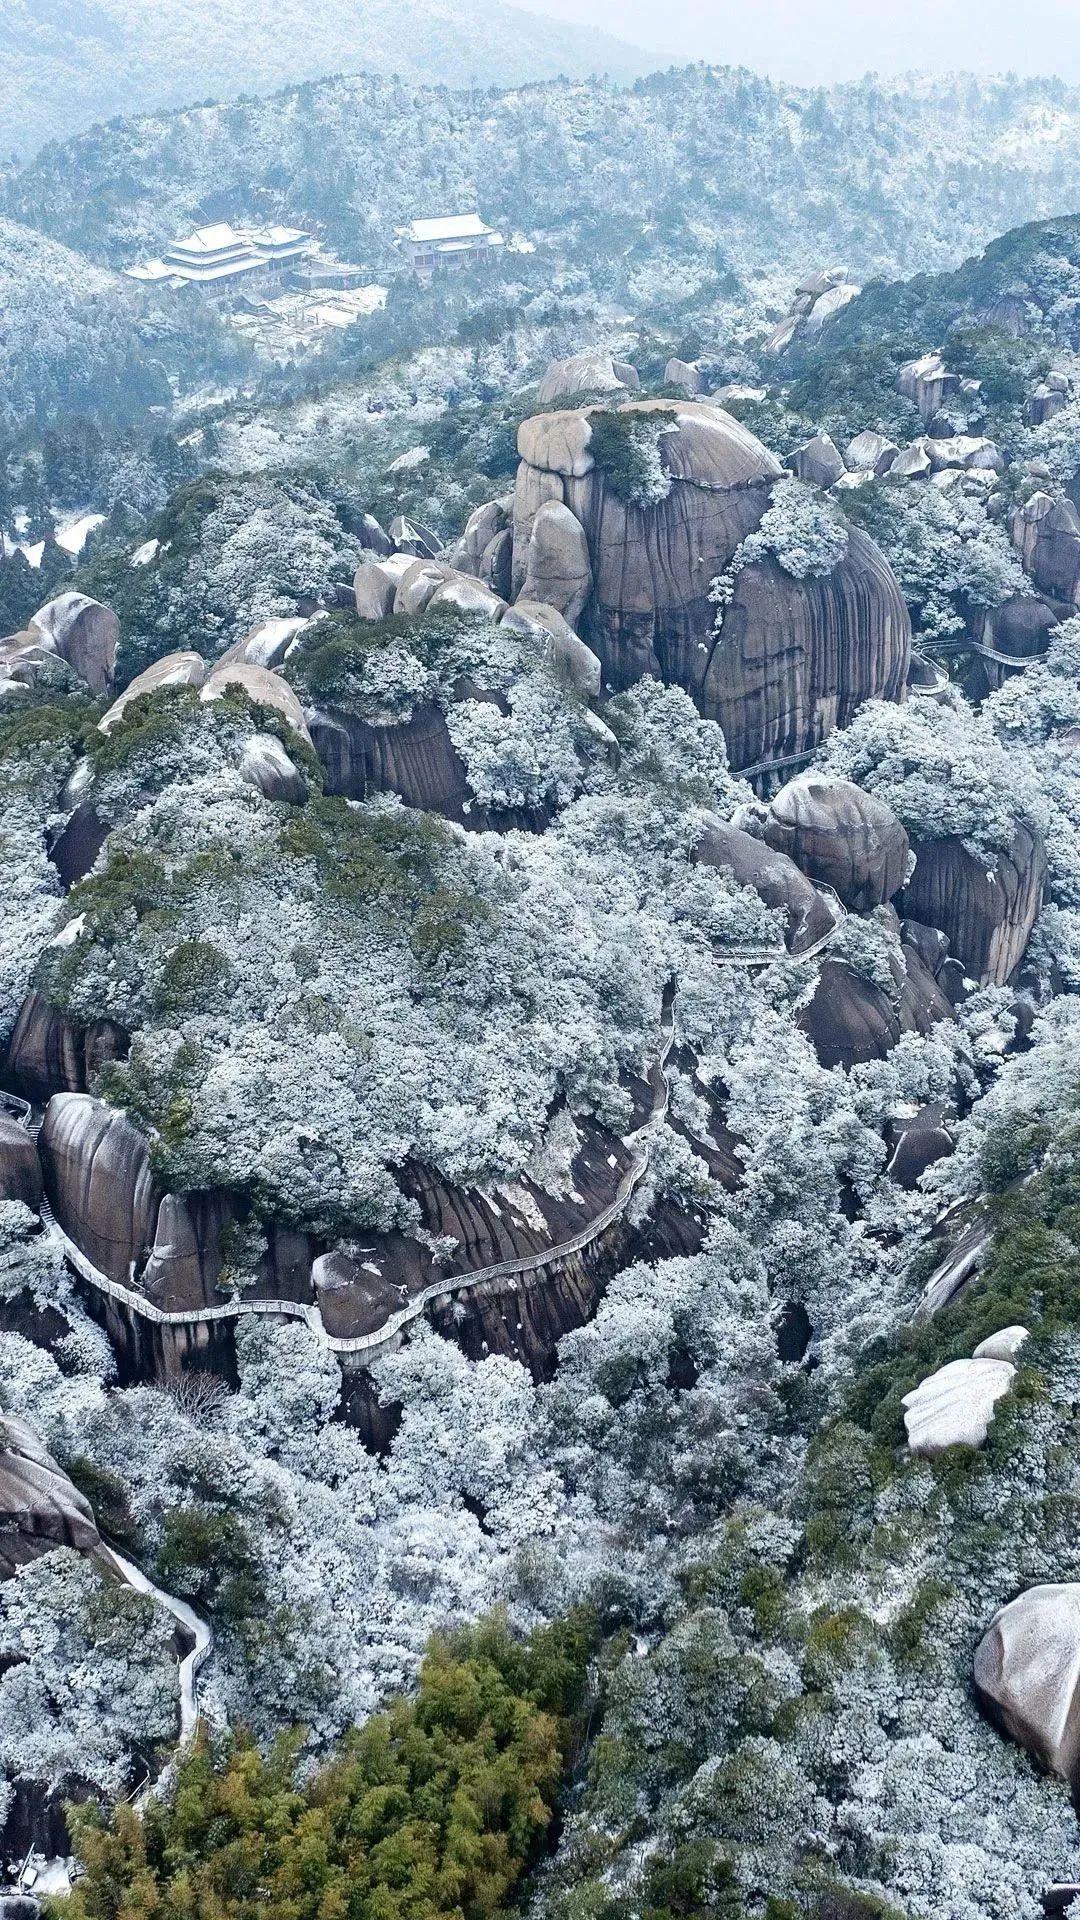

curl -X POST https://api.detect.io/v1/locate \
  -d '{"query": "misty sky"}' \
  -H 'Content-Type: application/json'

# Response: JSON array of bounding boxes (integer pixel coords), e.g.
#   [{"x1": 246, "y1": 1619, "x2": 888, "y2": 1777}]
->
[{"x1": 523, "y1": 0, "x2": 1080, "y2": 86}]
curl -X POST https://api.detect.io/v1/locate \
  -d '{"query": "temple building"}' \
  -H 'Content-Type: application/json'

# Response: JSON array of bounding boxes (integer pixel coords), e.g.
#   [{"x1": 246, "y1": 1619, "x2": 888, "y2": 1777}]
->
[
  {"x1": 125, "y1": 222, "x2": 313, "y2": 291},
  {"x1": 396, "y1": 214, "x2": 505, "y2": 281}
]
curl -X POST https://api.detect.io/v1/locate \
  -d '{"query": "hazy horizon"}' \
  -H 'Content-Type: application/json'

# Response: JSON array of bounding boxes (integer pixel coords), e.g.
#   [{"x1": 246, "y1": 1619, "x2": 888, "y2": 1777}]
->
[{"x1": 521, "y1": 0, "x2": 1080, "y2": 87}]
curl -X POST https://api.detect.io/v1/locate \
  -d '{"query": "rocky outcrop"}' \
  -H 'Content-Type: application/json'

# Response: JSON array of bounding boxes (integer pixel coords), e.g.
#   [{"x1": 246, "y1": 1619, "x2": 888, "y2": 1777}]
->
[
  {"x1": 692, "y1": 814, "x2": 835, "y2": 954},
  {"x1": 901, "y1": 827, "x2": 1047, "y2": 986},
  {"x1": 47, "y1": 803, "x2": 110, "y2": 888},
  {"x1": 974, "y1": 1585, "x2": 1080, "y2": 1781},
  {"x1": 536, "y1": 352, "x2": 636, "y2": 405},
  {"x1": 201, "y1": 660, "x2": 312, "y2": 744},
  {"x1": 2, "y1": 992, "x2": 128, "y2": 1106},
  {"x1": 902, "y1": 1354, "x2": 1016, "y2": 1455},
  {"x1": 354, "y1": 553, "x2": 416, "y2": 618},
  {"x1": 518, "y1": 500, "x2": 592, "y2": 626},
  {"x1": 886, "y1": 1101, "x2": 953, "y2": 1187},
  {"x1": 846, "y1": 431, "x2": 899, "y2": 476},
  {"x1": 891, "y1": 441, "x2": 933, "y2": 481},
  {"x1": 1010, "y1": 493, "x2": 1080, "y2": 606},
  {"x1": 309, "y1": 702, "x2": 474, "y2": 817},
  {"x1": 0, "y1": 1115, "x2": 42, "y2": 1209},
  {"x1": 976, "y1": 593, "x2": 1065, "y2": 660},
  {"x1": 788, "y1": 433, "x2": 845, "y2": 488},
  {"x1": 99, "y1": 651, "x2": 206, "y2": 733},
  {"x1": 665, "y1": 358, "x2": 706, "y2": 395},
  {"x1": 220, "y1": 617, "x2": 310, "y2": 669},
  {"x1": 797, "y1": 945, "x2": 952, "y2": 1071},
  {"x1": 30, "y1": 594, "x2": 119, "y2": 694},
  {"x1": 388, "y1": 514, "x2": 440, "y2": 558},
  {"x1": 509, "y1": 401, "x2": 909, "y2": 770},
  {"x1": 40, "y1": 1094, "x2": 158, "y2": 1284},
  {"x1": 764, "y1": 269, "x2": 859, "y2": 356},
  {"x1": 0, "y1": 1415, "x2": 99, "y2": 1578},
  {"x1": 764, "y1": 773, "x2": 909, "y2": 911},
  {"x1": 501, "y1": 600, "x2": 602, "y2": 695},
  {"x1": 239, "y1": 733, "x2": 308, "y2": 803},
  {"x1": 897, "y1": 352, "x2": 960, "y2": 423}
]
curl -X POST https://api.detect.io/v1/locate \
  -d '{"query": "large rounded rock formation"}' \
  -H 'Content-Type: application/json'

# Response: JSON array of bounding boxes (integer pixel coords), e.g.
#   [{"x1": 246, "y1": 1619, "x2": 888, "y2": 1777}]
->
[
  {"x1": 40, "y1": 1093, "x2": 159, "y2": 1283},
  {"x1": 974, "y1": 1584, "x2": 1080, "y2": 1782},
  {"x1": 901, "y1": 826, "x2": 1046, "y2": 986},
  {"x1": 692, "y1": 814, "x2": 836, "y2": 955},
  {"x1": 0, "y1": 1115, "x2": 42, "y2": 1210},
  {"x1": 0, "y1": 1415, "x2": 100, "y2": 1578},
  {"x1": 764, "y1": 773, "x2": 910, "y2": 912},
  {"x1": 502, "y1": 400, "x2": 910, "y2": 772}
]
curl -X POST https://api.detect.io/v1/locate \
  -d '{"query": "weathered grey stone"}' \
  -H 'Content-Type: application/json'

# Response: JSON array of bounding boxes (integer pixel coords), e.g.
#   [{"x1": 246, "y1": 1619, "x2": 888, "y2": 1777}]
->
[
  {"x1": 2, "y1": 992, "x2": 127, "y2": 1106},
  {"x1": 427, "y1": 575, "x2": 506, "y2": 620},
  {"x1": 201, "y1": 660, "x2": 312, "y2": 744},
  {"x1": 693, "y1": 814, "x2": 835, "y2": 955},
  {"x1": 0, "y1": 1115, "x2": 42, "y2": 1210},
  {"x1": 221, "y1": 617, "x2": 310, "y2": 669},
  {"x1": 1026, "y1": 385, "x2": 1066, "y2": 426},
  {"x1": 394, "y1": 559, "x2": 451, "y2": 616},
  {"x1": 902, "y1": 826, "x2": 1047, "y2": 986},
  {"x1": 39, "y1": 1093, "x2": 158, "y2": 1284},
  {"x1": 0, "y1": 1414, "x2": 99, "y2": 1578},
  {"x1": 354, "y1": 553, "x2": 416, "y2": 619},
  {"x1": 974, "y1": 1585, "x2": 1080, "y2": 1781},
  {"x1": 1012, "y1": 493, "x2": 1080, "y2": 604},
  {"x1": 536, "y1": 352, "x2": 631, "y2": 406},
  {"x1": 764, "y1": 772, "x2": 909, "y2": 911},
  {"x1": 886, "y1": 1101, "x2": 953, "y2": 1188},
  {"x1": 897, "y1": 352, "x2": 960, "y2": 422},
  {"x1": 977, "y1": 593, "x2": 1065, "y2": 661},
  {"x1": 357, "y1": 512, "x2": 392, "y2": 556},
  {"x1": 665, "y1": 357, "x2": 706, "y2": 394},
  {"x1": 519, "y1": 500, "x2": 593, "y2": 627},
  {"x1": 927, "y1": 434, "x2": 1004, "y2": 474},
  {"x1": 788, "y1": 433, "x2": 846, "y2": 488},
  {"x1": 449, "y1": 500, "x2": 508, "y2": 577},
  {"x1": 388, "y1": 514, "x2": 440, "y2": 558},
  {"x1": 902, "y1": 1355, "x2": 1016, "y2": 1455},
  {"x1": 30, "y1": 594, "x2": 118, "y2": 695},
  {"x1": 846, "y1": 431, "x2": 899, "y2": 475},
  {"x1": 502, "y1": 599, "x2": 602, "y2": 695},
  {"x1": 47, "y1": 803, "x2": 110, "y2": 888},
  {"x1": 98, "y1": 650, "x2": 206, "y2": 733},
  {"x1": 518, "y1": 411, "x2": 595, "y2": 480},
  {"x1": 480, "y1": 528, "x2": 513, "y2": 598},
  {"x1": 797, "y1": 946, "x2": 951, "y2": 1071},
  {"x1": 239, "y1": 733, "x2": 308, "y2": 803},
  {"x1": 974, "y1": 1325, "x2": 1029, "y2": 1362},
  {"x1": 802, "y1": 281, "x2": 859, "y2": 333},
  {"x1": 891, "y1": 441, "x2": 933, "y2": 481}
]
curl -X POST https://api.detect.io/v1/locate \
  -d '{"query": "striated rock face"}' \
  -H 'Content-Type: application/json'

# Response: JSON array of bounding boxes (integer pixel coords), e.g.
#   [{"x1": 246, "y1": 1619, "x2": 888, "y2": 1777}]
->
[
  {"x1": 40, "y1": 1094, "x2": 158, "y2": 1284},
  {"x1": 692, "y1": 814, "x2": 835, "y2": 954},
  {"x1": 99, "y1": 650, "x2": 206, "y2": 733},
  {"x1": 764, "y1": 773, "x2": 909, "y2": 911},
  {"x1": 0, "y1": 1115, "x2": 42, "y2": 1209},
  {"x1": 974, "y1": 1585, "x2": 1080, "y2": 1781},
  {"x1": 797, "y1": 945, "x2": 952, "y2": 1071},
  {"x1": 2, "y1": 992, "x2": 128, "y2": 1106},
  {"x1": 310, "y1": 702, "x2": 473, "y2": 817},
  {"x1": 239, "y1": 733, "x2": 308, "y2": 804},
  {"x1": 0, "y1": 1414, "x2": 99, "y2": 1578},
  {"x1": 902, "y1": 1355, "x2": 1016, "y2": 1455},
  {"x1": 902, "y1": 827, "x2": 1047, "y2": 986},
  {"x1": 1011, "y1": 493, "x2": 1080, "y2": 605},
  {"x1": 886, "y1": 1101, "x2": 953, "y2": 1187},
  {"x1": 30, "y1": 594, "x2": 119, "y2": 694},
  {"x1": 509, "y1": 400, "x2": 909, "y2": 770},
  {"x1": 665, "y1": 357, "x2": 706, "y2": 395}
]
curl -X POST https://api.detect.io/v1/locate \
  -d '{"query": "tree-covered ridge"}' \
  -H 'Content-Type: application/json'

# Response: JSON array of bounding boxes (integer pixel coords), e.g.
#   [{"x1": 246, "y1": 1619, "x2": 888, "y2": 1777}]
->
[
  {"x1": 54, "y1": 1609, "x2": 595, "y2": 1920},
  {"x1": 10, "y1": 66, "x2": 1080, "y2": 291}
]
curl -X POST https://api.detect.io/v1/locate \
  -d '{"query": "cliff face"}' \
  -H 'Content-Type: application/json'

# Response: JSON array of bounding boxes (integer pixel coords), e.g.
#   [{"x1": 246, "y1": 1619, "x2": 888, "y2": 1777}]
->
[
  {"x1": 2, "y1": 991, "x2": 128, "y2": 1106},
  {"x1": 500, "y1": 401, "x2": 910, "y2": 773},
  {"x1": 901, "y1": 827, "x2": 1047, "y2": 987}
]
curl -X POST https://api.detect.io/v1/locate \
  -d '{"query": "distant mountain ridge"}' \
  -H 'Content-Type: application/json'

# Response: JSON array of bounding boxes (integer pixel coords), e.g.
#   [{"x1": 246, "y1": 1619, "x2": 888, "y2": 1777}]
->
[{"x1": 0, "y1": 0, "x2": 650, "y2": 157}]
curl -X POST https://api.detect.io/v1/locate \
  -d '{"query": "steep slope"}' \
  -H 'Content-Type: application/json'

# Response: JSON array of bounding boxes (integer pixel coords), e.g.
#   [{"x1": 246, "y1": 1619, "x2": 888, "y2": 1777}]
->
[{"x1": 0, "y1": 0, "x2": 649, "y2": 158}]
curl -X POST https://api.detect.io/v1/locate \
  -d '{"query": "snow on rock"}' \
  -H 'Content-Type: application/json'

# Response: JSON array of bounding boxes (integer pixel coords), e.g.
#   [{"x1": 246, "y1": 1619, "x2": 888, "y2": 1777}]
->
[
  {"x1": 902, "y1": 1355, "x2": 1016, "y2": 1455},
  {"x1": 99, "y1": 650, "x2": 206, "y2": 732},
  {"x1": 973, "y1": 1325, "x2": 1030, "y2": 1362},
  {"x1": 974, "y1": 1584, "x2": 1080, "y2": 1781},
  {"x1": 201, "y1": 660, "x2": 312, "y2": 744},
  {"x1": 130, "y1": 538, "x2": 160, "y2": 567}
]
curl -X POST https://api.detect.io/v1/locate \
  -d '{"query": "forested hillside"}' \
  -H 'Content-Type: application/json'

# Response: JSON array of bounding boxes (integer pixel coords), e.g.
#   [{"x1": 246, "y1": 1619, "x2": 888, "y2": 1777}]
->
[
  {"x1": 0, "y1": 0, "x2": 648, "y2": 159},
  {"x1": 9, "y1": 65, "x2": 1080, "y2": 289}
]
